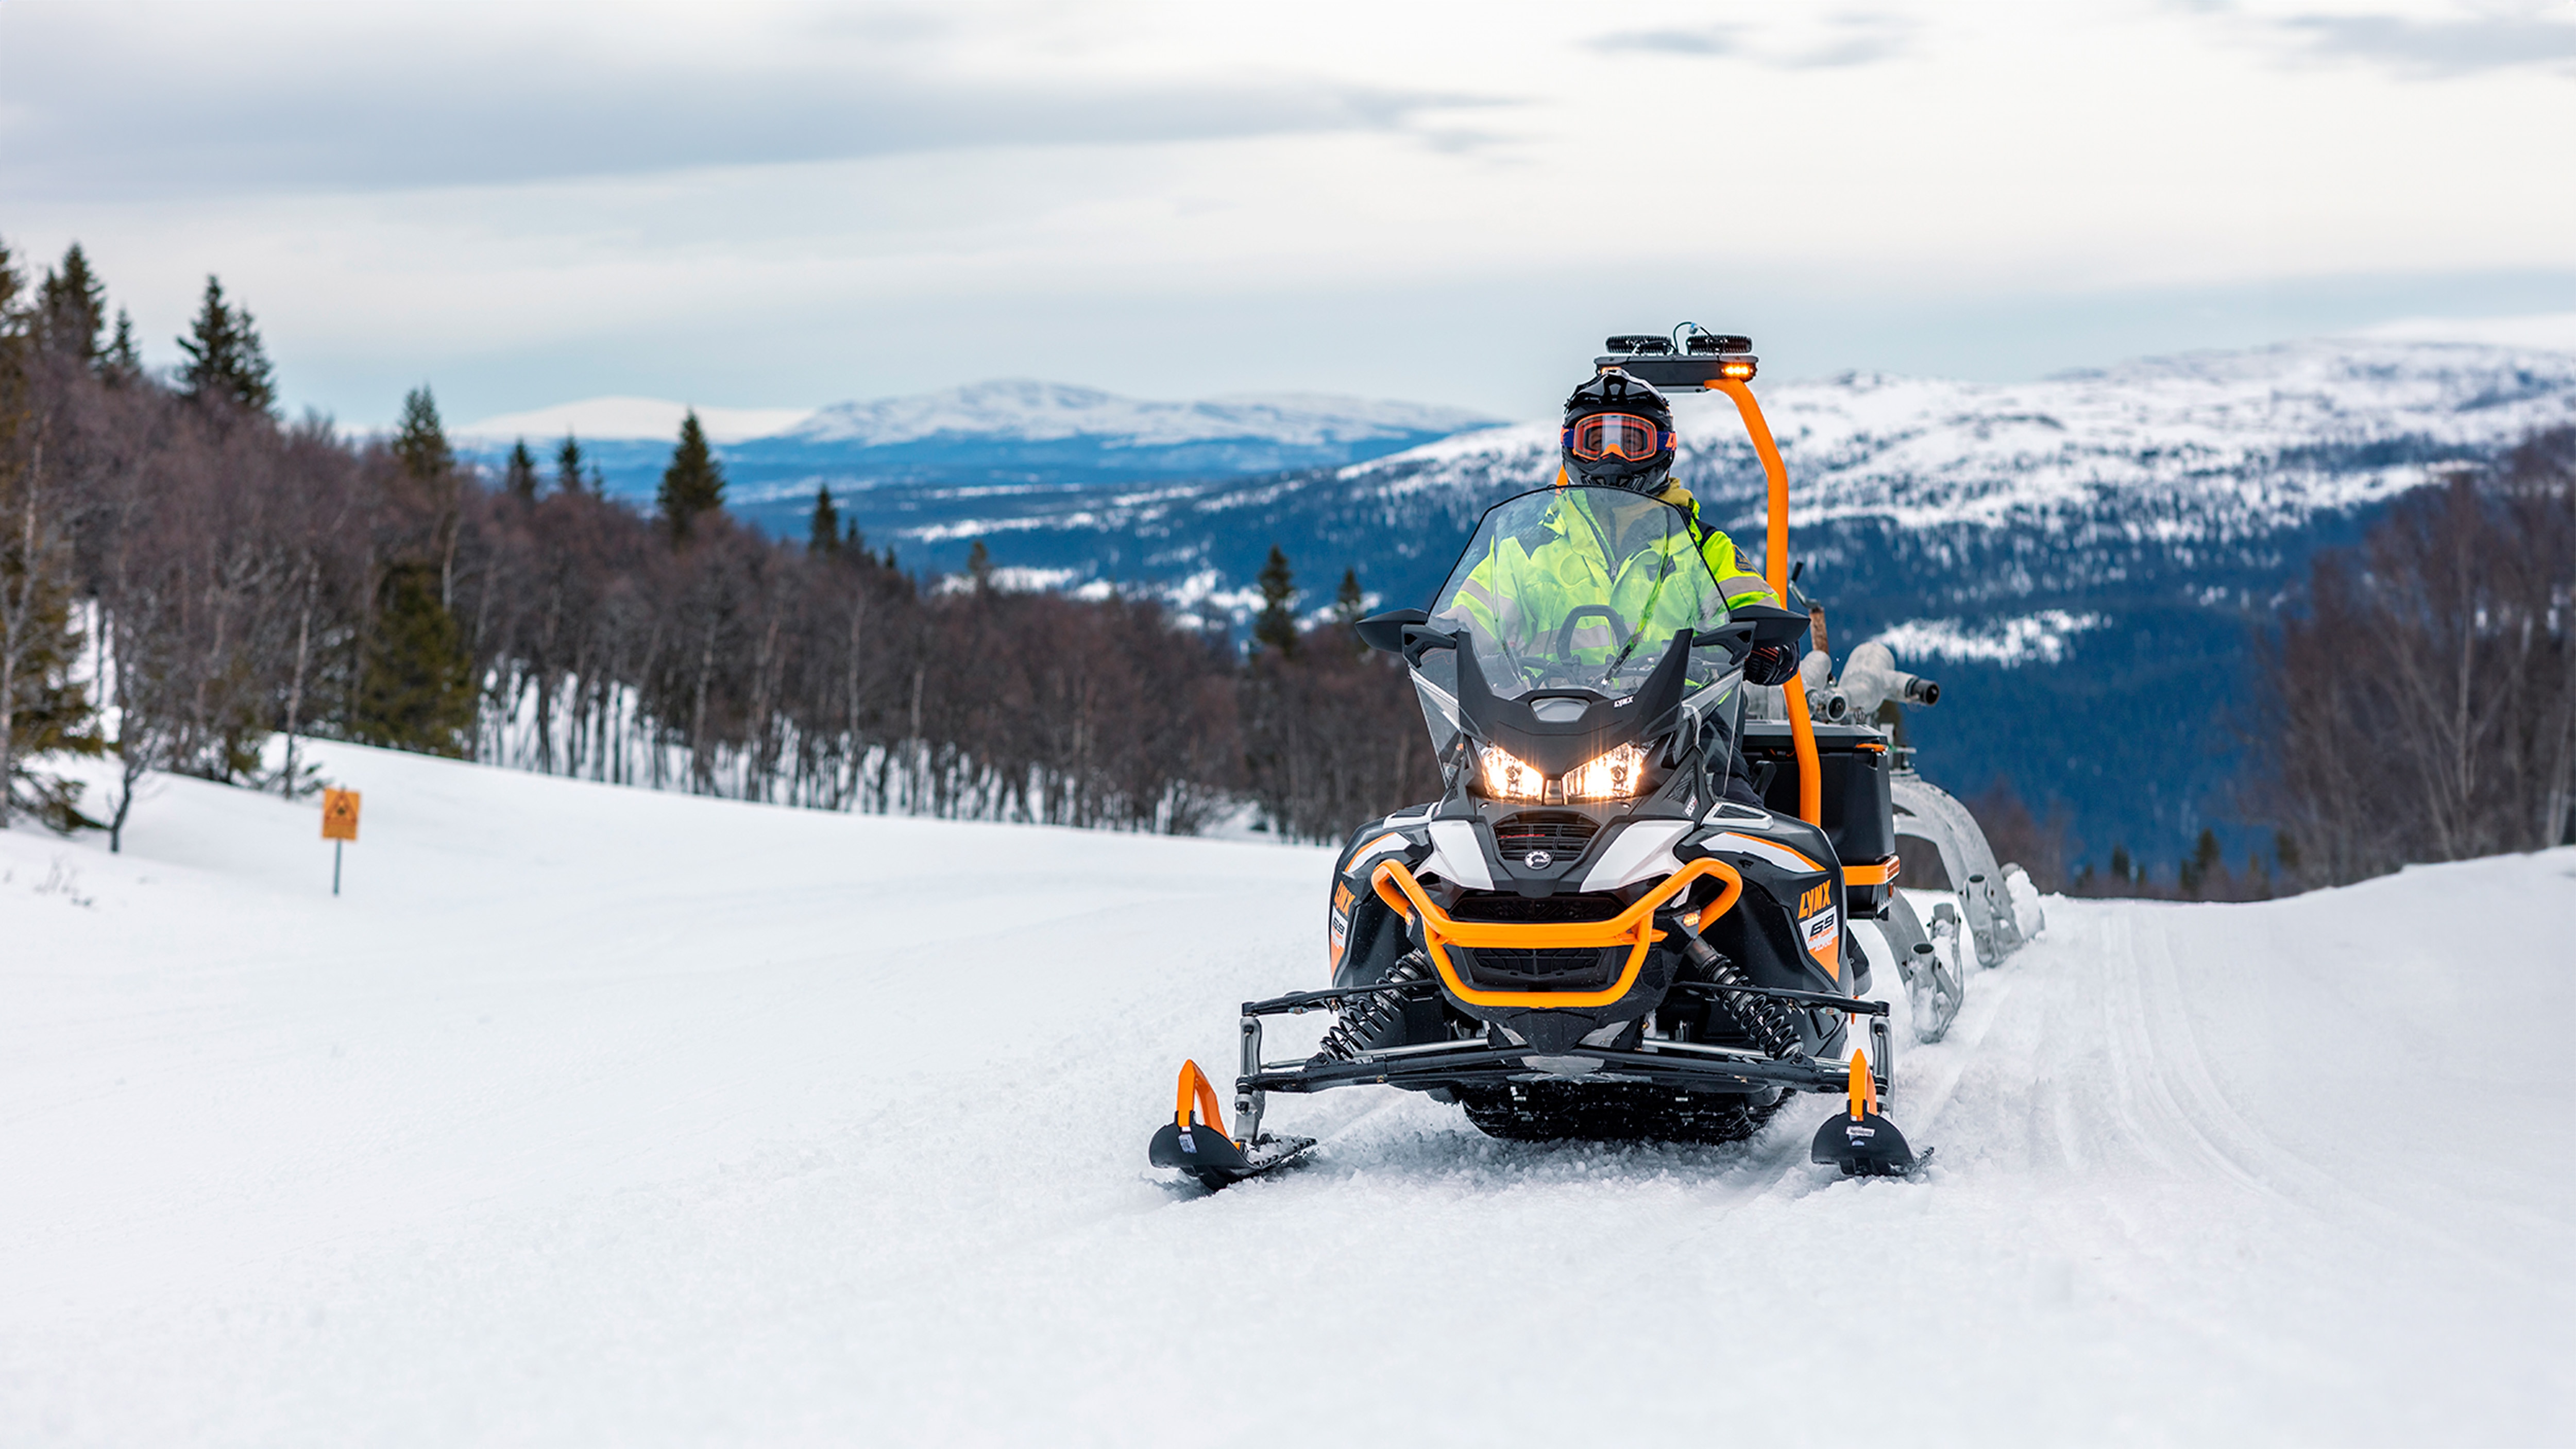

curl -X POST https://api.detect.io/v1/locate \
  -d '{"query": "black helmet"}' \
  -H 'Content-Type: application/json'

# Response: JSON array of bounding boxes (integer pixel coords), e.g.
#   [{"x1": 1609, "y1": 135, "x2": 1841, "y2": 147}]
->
[{"x1": 1562, "y1": 368, "x2": 1675, "y2": 490}]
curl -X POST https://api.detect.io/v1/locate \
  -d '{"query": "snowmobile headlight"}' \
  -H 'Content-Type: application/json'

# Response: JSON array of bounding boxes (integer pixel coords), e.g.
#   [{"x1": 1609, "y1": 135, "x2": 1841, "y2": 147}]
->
[
  {"x1": 1563, "y1": 743, "x2": 1648, "y2": 802},
  {"x1": 1477, "y1": 744, "x2": 1545, "y2": 802}
]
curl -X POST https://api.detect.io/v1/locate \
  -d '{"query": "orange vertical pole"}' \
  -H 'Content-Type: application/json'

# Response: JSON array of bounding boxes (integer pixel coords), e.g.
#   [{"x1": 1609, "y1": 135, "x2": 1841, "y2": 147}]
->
[{"x1": 1711, "y1": 378, "x2": 1823, "y2": 828}]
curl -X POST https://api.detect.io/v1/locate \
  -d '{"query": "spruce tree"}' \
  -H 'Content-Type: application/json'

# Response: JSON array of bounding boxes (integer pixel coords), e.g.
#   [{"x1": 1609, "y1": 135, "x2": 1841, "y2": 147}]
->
[
  {"x1": 504, "y1": 439, "x2": 540, "y2": 502},
  {"x1": 175, "y1": 275, "x2": 277, "y2": 415},
  {"x1": 393, "y1": 386, "x2": 452, "y2": 484},
  {"x1": 1333, "y1": 568, "x2": 1365, "y2": 624},
  {"x1": 966, "y1": 538, "x2": 993, "y2": 591},
  {"x1": 556, "y1": 433, "x2": 585, "y2": 495},
  {"x1": 37, "y1": 244, "x2": 106, "y2": 365},
  {"x1": 656, "y1": 410, "x2": 724, "y2": 542},
  {"x1": 1253, "y1": 544, "x2": 1297, "y2": 656},
  {"x1": 101, "y1": 309, "x2": 141, "y2": 383},
  {"x1": 0, "y1": 243, "x2": 105, "y2": 829},
  {"x1": 808, "y1": 485, "x2": 839, "y2": 555},
  {"x1": 351, "y1": 561, "x2": 476, "y2": 757}
]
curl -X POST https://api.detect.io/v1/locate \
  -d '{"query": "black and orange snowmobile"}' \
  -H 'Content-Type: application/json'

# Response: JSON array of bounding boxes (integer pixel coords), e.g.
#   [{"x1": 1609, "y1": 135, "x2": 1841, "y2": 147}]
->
[{"x1": 1151, "y1": 331, "x2": 1968, "y2": 1188}]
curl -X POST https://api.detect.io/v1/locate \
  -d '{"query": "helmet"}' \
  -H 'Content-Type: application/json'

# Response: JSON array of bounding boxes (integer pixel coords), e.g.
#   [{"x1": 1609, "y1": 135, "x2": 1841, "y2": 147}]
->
[{"x1": 1562, "y1": 368, "x2": 1675, "y2": 490}]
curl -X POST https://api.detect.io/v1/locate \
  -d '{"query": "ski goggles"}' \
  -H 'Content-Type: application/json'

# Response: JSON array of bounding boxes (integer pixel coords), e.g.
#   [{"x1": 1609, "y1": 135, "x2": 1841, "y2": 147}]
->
[{"x1": 1564, "y1": 412, "x2": 1671, "y2": 462}]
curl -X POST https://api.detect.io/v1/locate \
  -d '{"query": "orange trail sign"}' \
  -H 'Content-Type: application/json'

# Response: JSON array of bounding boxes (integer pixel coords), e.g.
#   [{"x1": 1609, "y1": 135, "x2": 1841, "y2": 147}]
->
[
  {"x1": 323, "y1": 789, "x2": 361, "y2": 841},
  {"x1": 322, "y1": 789, "x2": 360, "y2": 895}
]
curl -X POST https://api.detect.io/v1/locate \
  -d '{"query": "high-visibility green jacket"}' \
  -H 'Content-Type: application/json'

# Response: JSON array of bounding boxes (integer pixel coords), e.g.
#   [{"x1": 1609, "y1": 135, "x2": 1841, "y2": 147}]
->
[{"x1": 1446, "y1": 478, "x2": 1778, "y2": 673}]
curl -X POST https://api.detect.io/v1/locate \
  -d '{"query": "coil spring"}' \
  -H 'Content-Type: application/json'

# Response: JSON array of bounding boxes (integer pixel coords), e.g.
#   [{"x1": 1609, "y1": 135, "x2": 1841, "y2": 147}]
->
[
  {"x1": 1319, "y1": 951, "x2": 1430, "y2": 1062},
  {"x1": 1687, "y1": 943, "x2": 1801, "y2": 1059}
]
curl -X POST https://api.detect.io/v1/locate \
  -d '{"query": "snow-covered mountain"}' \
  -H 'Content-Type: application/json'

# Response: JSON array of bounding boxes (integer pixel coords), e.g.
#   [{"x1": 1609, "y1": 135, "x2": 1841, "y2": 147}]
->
[
  {"x1": 457, "y1": 396, "x2": 814, "y2": 445},
  {"x1": 785, "y1": 379, "x2": 1495, "y2": 448}
]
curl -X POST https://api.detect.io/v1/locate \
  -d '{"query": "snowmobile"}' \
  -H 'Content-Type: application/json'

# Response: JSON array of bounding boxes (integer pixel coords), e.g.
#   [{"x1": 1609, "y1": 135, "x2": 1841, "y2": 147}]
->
[{"x1": 1150, "y1": 331, "x2": 2032, "y2": 1189}]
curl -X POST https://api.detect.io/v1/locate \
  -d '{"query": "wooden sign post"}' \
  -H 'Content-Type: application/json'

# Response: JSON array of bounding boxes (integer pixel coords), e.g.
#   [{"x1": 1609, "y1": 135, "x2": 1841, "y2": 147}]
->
[{"x1": 321, "y1": 788, "x2": 361, "y2": 895}]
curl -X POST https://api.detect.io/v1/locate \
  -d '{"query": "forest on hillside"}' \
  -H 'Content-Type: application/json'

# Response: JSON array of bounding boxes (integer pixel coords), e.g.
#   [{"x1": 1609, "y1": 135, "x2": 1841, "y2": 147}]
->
[
  {"x1": 0, "y1": 241, "x2": 1435, "y2": 855},
  {"x1": 1, "y1": 238, "x2": 2566, "y2": 894}
]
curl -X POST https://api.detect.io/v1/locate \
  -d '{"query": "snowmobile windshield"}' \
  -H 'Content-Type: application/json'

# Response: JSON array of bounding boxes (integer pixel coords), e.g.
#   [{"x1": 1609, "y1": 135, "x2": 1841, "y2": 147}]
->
[{"x1": 1427, "y1": 485, "x2": 1737, "y2": 703}]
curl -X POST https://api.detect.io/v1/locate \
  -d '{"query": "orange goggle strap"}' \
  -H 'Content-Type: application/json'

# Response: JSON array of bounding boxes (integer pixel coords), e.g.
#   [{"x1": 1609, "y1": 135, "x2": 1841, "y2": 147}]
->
[{"x1": 1564, "y1": 413, "x2": 1673, "y2": 462}]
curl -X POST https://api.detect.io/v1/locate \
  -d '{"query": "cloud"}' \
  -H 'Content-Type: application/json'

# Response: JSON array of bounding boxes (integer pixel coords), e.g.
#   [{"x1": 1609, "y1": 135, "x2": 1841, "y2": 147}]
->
[
  {"x1": 1591, "y1": 28, "x2": 1745, "y2": 57},
  {"x1": 1588, "y1": 14, "x2": 1914, "y2": 70},
  {"x1": 0, "y1": 5, "x2": 1487, "y2": 201},
  {"x1": 2277, "y1": 12, "x2": 2576, "y2": 78}
]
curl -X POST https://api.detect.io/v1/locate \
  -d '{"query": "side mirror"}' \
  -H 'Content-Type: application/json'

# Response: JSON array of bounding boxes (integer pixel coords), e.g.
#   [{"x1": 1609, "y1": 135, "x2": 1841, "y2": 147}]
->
[
  {"x1": 1728, "y1": 601, "x2": 1812, "y2": 653},
  {"x1": 1355, "y1": 607, "x2": 1428, "y2": 656}
]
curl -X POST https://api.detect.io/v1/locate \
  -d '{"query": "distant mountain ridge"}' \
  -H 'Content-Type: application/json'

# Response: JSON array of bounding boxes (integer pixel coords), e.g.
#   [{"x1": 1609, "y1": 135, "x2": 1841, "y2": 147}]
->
[{"x1": 458, "y1": 381, "x2": 1505, "y2": 503}]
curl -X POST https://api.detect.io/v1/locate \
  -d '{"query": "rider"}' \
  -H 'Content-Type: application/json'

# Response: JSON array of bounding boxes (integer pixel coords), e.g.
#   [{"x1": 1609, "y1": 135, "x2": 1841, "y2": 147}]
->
[{"x1": 1451, "y1": 368, "x2": 1800, "y2": 685}]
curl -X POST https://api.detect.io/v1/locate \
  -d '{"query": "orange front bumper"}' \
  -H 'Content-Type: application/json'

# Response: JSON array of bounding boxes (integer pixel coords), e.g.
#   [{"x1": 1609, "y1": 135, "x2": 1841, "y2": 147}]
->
[{"x1": 1369, "y1": 856, "x2": 1743, "y2": 1010}]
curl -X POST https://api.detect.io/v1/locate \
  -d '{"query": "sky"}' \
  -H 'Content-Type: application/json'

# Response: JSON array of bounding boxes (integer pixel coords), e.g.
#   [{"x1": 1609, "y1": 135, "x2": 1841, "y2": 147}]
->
[{"x1": 3, "y1": 0, "x2": 2572, "y2": 429}]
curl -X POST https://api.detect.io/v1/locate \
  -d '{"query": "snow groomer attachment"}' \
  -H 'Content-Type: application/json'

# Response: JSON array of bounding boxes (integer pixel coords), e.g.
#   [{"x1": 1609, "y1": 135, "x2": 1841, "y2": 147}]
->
[{"x1": 1147, "y1": 325, "x2": 1933, "y2": 1186}]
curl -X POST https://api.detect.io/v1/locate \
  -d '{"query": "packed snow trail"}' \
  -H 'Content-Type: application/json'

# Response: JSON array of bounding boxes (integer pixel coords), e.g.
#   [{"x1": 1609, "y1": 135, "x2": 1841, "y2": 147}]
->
[{"x1": 2, "y1": 744, "x2": 2567, "y2": 1446}]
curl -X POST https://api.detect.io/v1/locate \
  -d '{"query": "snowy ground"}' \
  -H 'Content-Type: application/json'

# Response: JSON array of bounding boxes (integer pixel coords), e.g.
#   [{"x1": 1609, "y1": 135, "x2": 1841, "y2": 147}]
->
[{"x1": 4, "y1": 744, "x2": 2569, "y2": 1446}]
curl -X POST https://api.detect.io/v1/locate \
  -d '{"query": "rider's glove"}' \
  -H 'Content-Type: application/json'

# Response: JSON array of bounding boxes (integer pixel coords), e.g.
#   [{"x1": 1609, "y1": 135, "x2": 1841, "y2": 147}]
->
[{"x1": 1744, "y1": 644, "x2": 1799, "y2": 687}]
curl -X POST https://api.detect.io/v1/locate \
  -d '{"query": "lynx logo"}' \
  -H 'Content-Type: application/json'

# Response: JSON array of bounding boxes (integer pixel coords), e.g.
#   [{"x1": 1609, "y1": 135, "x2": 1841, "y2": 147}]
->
[{"x1": 1799, "y1": 882, "x2": 1832, "y2": 916}]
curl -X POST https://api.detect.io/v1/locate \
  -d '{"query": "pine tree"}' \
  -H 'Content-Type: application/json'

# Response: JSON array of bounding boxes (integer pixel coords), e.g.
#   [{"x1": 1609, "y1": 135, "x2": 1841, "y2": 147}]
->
[
  {"x1": 808, "y1": 485, "x2": 839, "y2": 555},
  {"x1": 2178, "y1": 827, "x2": 2224, "y2": 899},
  {"x1": 393, "y1": 386, "x2": 452, "y2": 484},
  {"x1": 1254, "y1": 544, "x2": 1297, "y2": 656},
  {"x1": 175, "y1": 275, "x2": 277, "y2": 415},
  {"x1": 967, "y1": 538, "x2": 993, "y2": 591},
  {"x1": 555, "y1": 433, "x2": 585, "y2": 496},
  {"x1": 504, "y1": 439, "x2": 540, "y2": 503},
  {"x1": 37, "y1": 243, "x2": 106, "y2": 365},
  {"x1": 656, "y1": 410, "x2": 724, "y2": 542},
  {"x1": 1333, "y1": 568, "x2": 1365, "y2": 623},
  {"x1": 101, "y1": 309, "x2": 141, "y2": 383},
  {"x1": 0, "y1": 243, "x2": 104, "y2": 829},
  {"x1": 351, "y1": 561, "x2": 476, "y2": 757}
]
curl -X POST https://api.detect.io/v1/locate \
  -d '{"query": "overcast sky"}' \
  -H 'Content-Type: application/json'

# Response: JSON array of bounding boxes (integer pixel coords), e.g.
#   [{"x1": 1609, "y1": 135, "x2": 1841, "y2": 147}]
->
[{"x1": 4, "y1": 0, "x2": 2572, "y2": 427}]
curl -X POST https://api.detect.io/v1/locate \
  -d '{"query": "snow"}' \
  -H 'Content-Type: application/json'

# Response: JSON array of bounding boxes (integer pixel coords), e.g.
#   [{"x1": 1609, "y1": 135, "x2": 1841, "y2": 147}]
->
[
  {"x1": 1871, "y1": 610, "x2": 2108, "y2": 667},
  {"x1": 4, "y1": 744, "x2": 2568, "y2": 1445},
  {"x1": 454, "y1": 397, "x2": 816, "y2": 444}
]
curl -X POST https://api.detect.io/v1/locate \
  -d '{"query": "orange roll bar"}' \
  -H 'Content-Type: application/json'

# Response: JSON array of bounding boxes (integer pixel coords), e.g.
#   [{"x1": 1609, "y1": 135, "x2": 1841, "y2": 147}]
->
[{"x1": 1710, "y1": 377, "x2": 1822, "y2": 828}]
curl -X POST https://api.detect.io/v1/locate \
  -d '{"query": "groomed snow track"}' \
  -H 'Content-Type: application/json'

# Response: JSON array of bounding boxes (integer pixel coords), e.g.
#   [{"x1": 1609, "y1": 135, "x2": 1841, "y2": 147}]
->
[{"x1": 4, "y1": 743, "x2": 2567, "y2": 1445}]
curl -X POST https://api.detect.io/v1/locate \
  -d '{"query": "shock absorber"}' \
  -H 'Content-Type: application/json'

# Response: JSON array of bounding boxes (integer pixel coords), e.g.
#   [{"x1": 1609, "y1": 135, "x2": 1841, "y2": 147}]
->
[
  {"x1": 1318, "y1": 951, "x2": 1430, "y2": 1062},
  {"x1": 1659, "y1": 910, "x2": 1801, "y2": 1059}
]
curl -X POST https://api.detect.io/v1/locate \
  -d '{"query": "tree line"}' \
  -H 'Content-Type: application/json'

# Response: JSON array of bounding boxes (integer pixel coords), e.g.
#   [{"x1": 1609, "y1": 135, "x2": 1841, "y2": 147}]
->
[{"x1": 0, "y1": 238, "x2": 1436, "y2": 848}]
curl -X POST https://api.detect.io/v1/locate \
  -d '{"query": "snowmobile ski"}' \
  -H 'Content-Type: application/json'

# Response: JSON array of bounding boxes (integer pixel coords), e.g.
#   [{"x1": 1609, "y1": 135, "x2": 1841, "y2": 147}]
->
[
  {"x1": 1809, "y1": 1046, "x2": 1925, "y2": 1177},
  {"x1": 1147, "y1": 1059, "x2": 1316, "y2": 1190}
]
